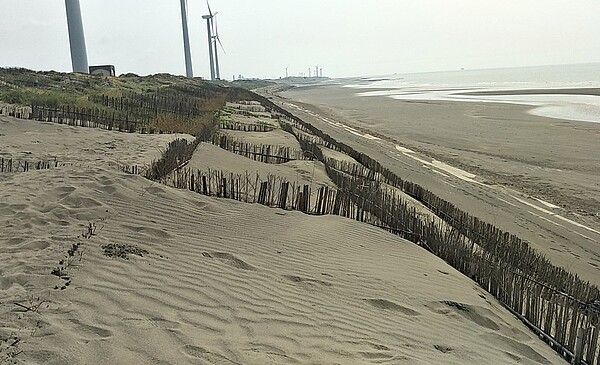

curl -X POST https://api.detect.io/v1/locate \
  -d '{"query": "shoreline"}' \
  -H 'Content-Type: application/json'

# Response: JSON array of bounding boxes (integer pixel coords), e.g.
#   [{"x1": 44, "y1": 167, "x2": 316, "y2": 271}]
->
[
  {"x1": 457, "y1": 87, "x2": 600, "y2": 97},
  {"x1": 344, "y1": 84, "x2": 600, "y2": 124}
]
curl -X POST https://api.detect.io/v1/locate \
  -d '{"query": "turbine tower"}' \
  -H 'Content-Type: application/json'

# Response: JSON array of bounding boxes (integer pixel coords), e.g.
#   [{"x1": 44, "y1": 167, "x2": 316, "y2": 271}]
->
[
  {"x1": 65, "y1": 0, "x2": 89, "y2": 73},
  {"x1": 180, "y1": 0, "x2": 193, "y2": 78},
  {"x1": 202, "y1": 11, "x2": 215, "y2": 80},
  {"x1": 212, "y1": 14, "x2": 225, "y2": 80},
  {"x1": 203, "y1": 1, "x2": 224, "y2": 80}
]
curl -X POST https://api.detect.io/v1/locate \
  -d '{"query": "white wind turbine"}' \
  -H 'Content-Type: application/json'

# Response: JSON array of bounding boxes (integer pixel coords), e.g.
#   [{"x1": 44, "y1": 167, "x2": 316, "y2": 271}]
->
[
  {"x1": 211, "y1": 13, "x2": 225, "y2": 80},
  {"x1": 202, "y1": 1, "x2": 224, "y2": 80}
]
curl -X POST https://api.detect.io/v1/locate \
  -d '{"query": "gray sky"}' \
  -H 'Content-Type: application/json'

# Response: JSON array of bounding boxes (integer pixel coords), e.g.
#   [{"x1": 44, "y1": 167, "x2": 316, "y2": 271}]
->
[{"x1": 1, "y1": 0, "x2": 600, "y2": 79}]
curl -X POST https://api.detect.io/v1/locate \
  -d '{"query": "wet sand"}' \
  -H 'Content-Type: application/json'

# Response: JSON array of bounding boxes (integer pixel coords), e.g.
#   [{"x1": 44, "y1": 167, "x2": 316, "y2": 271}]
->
[
  {"x1": 273, "y1": 85, "x2": 600, "y2": 286},
  {"x1": 459, "y1": 87, "x2": 600, "y2": 96}
]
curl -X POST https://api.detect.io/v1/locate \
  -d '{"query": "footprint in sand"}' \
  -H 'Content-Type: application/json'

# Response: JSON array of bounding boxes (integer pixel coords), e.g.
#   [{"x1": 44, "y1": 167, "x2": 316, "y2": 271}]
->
[
  {"x1": 182, "y1": 345, "x2": 240, "y2": 364},
  {"x1": 208, "y1": 252, "x2": 256, "y2": 271},
  {"x1": 365, "y1": 298, "x2": 420, "y2": 316},
  {"x1": 121, "y1": 224, "x2": 172, "y2": 239},
  {"x1": 282, "y1": 274, "x2": 332, "y2": 287},
  {"x1": 122, "y1": 317, "x2": 180, "y2": 330},
  {"x1": 359, "y1": 351, "x2": 394, "y2": 360},
  {"x1": 69, "y1": 318, "x2": 112, "y2": 338},
  {"x1": 439, "y1": 301, "x2": 500, "y2": 331},
  {"x1": 60, "y1": 195, "x2": 103, "y2": 209},
  {"x1": 434, "y1": 344, "x2": 454, "y2": 353},
  {"x1": 482, "y1": 333, "x2": 550, "y2": 364}
]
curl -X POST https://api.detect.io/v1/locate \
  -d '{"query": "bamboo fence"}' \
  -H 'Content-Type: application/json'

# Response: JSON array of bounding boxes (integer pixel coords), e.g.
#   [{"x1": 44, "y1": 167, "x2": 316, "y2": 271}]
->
[
  {"x1": 0, "y1": 105, "x2": 31, "y2": 119},
  {"x1": 219, "y1": 122, "x2": 275, "y2": 132},
  {"x1": 0, "y1": 158, "x2": 61, "y2": 173},
  {"x1": 209, "y1": 134, "x2": 307, "y2": 164}
]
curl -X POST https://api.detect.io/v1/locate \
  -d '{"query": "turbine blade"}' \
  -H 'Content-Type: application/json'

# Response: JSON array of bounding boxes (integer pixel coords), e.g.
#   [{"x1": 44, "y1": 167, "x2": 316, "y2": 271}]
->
[
  {"x1": 213, "y1": 14, "x2": 219, "y2": 37},
  {"x1": 206, "y1": 0, "x2": 213, "y2": 17},
  {"x1": 217, "y1": 36, "x2": 225, "y2": 54},
  {"x1": 210, "y1": 17, "x2": 216, "y2": 36}
]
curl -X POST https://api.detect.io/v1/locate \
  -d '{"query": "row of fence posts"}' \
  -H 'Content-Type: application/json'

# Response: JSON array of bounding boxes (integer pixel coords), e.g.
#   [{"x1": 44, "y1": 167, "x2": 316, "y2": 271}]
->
[
  {"x1": 0, "y1": 158, "x2": 60, "y2": 173},
  {"x1": 0, "y1": 105, "x2": 31, "y2": 119},
  {"x1": 211, "y1": 134, "x2": 307, "y2": 164},
  {"x1": 30, "y1": 105, "x2": 141, "y2": 133},
  {"x1": 90, "y1": 92, "x2": 223, "y2": 117},
  {"x1": 219, "y1": 122, "x2": 275, "y2": 132},
  {"x1": 164, "y1": 168, "x2": 323, "y2": 213}
]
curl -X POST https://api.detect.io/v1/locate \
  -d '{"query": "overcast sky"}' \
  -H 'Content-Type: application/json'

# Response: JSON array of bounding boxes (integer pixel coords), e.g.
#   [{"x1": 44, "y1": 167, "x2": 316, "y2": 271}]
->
[{"x1": 1, "y1": 0, "x2": 599, "y2": 79}]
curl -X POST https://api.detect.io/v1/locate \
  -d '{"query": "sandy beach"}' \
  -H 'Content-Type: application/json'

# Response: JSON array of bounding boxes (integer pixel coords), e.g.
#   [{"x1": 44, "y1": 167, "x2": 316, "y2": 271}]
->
[
  {"x1": 0, "y1": 113, "x2": 569, "y2": 364},
  {"x1": 274, "y1": 85, "x2": 600, "y2": 287}
]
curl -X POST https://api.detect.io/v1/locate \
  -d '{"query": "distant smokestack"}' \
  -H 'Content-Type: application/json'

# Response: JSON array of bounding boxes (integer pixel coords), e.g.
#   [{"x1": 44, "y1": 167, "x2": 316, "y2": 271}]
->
[
  {"x1": 65, "y1": 0, "x2": 89, "y2": 73},
  {"x1": 180, "y1": 0, "x2": 193, "y2": 78}
]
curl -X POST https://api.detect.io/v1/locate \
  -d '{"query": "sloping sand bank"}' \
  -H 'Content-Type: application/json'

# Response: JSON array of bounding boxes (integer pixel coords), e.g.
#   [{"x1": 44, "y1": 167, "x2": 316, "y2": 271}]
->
[
  {"x1": 1, "y1": 166, "x2": 565, "y2": 364},
  {"x1": 0, "y1": 116, "x2": 565, "y2": 364}
]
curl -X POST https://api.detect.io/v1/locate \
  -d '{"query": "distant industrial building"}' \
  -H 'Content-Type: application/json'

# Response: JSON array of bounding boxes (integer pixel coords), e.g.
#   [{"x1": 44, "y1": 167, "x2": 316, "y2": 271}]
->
[{"x1": 89, "y1": 65, "x2": 116, "y2": 77}]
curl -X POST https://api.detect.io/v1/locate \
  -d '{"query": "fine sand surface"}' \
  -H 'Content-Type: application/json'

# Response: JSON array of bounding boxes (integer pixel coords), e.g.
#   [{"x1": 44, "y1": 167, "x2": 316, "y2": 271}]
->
[
  {"x1": 186, "y1": 143, "x2": 336, "y2": 189},
  {"x1": 0, "y1": 116, "x2": 567, "y2": 364},
  {"x1": 220, "y1": 129, "x2": 302, "y2": 150},
  {"x1": 0, "y1": 116, "x2": 193, "y2": 168},
  {"x1": 275, "y1": 85, "x2": 600, "y2": 286}
]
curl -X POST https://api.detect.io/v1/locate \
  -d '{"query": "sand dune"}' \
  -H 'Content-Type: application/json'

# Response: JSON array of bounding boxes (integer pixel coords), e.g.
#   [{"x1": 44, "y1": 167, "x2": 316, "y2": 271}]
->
[
  {"x1": 220, "y1": 129, "x2": 302, "y2": 150},
  {"x1": 0, "y1": 116, "x2": 566, "y2": 364},
  {"x1": 186, "y1": 143, "x2": 336, "y2": 189},
  {"x1": 0, "y1": 117, "x2": 192, "y2": 168},
  {"x1": 322, "y1": 146, "x2": 359, "y2": 164}
]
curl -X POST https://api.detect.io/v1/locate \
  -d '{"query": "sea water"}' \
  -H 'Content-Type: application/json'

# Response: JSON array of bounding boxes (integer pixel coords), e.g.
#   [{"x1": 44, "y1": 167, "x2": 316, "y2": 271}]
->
[{"x1": 343, "y1": 63, "x2": 600, "y2": 123}]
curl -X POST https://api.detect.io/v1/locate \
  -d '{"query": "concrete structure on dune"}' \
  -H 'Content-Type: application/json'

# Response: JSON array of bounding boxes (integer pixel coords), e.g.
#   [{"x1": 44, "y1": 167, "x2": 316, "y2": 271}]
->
[{"x1": 89, "y1": 65, "x2": 116, "y2": 77}]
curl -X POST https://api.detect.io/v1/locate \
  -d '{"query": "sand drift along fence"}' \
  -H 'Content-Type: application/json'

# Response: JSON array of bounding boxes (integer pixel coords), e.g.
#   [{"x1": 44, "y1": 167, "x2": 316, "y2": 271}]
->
[
  {"x1": 30, "y1": 86, "x2": 596, "y2": 364},
  {"x1": 273, "y1": 109, "x2": 600, "y2": 364},
  {"x1": 135, "y1": 95, "x2": 600, "y2": 364},
  {"x1": 224, "y1": 91, "x2": 600, "y2": 364}
]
